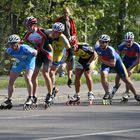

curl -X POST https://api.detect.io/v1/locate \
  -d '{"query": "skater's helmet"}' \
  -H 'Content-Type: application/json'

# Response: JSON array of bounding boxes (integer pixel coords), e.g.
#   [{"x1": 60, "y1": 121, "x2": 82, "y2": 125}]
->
[
  {"x1": 52, "y1": 22, "x2": 65, "y2": 32},
  {"x1": 124, "y1": 32, "x2": 134, "y2": 41},
  {"x1": 24, "y1": 16, "x2": 37, "y2": 27},
  {"x1": 8, "y1": 34, "x2": 20, "y2": 43},
  {"x1": 99, "y1": 34, "x2": 110, "y2": 42}
]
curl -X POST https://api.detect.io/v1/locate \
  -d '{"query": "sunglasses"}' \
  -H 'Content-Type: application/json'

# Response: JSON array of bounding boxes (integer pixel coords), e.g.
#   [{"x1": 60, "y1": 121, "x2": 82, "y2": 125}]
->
[
  {"x1": 100, "y1": 41, "x2": 109, "y2": 43},
  {"x1": 125, "y1": 41, "x2": 132, "y2": 43},
  {"x1": 8, "y1": 42, "x2": 18, "y2": 47}
]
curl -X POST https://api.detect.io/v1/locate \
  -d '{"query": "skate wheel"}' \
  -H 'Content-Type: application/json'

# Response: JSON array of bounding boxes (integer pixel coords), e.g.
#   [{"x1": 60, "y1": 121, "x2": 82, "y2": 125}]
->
[
  {"x1": 32, "y1": 104, "x2": 38, "y2": 109},
  {"x1": 0, "y1": 106, "x2": 4, "y2": 110},
  {"x1": 102, "y1": 99, "x2": 111, "y2": 105},
  {"x1": 7, "y1": 105, "x2": 13, "y2": 110},
  {"x1": 66, "y1": 101, "x2": 69, "y2": 106},
  {"x1": 44, "y1": 103, "x2": 50, "y2": 109},
  {"x1": 120, "y1": 100, "x2": 128, "y2": 104},
  {"x1": 66, "y1": 101, "x2": 73, "y2": 106},
  {"x1": 102, "y1": 99, "x2": 106, "y2": 105},
  {"x1": 73, "y1": 101, "x2": 80, "y2": 106},
  {"x1": 120, "y1": 97, "x2": 128, "y2": 104},
  {"x1": 88, "y1": 100, "x2": 93, "y2": 106},
  {"x1": 23, "y1": 105, "x2": 31, "y2": 111},
  {"x1": 76, "y1": 101, "x2": 81, "y2": 105}
]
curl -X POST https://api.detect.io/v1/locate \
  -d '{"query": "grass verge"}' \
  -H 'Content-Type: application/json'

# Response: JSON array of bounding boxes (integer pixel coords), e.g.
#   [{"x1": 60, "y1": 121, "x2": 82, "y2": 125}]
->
[{"x1": 0, "y1": 73, "x2": 140, "y2": 89}]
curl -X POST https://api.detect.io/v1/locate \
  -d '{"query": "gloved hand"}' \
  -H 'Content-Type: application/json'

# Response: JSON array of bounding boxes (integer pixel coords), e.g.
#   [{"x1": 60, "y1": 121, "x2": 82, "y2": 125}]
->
[
  {"x1": 84, "y1": 63, "x2": 90, "y2": 71},
  {"x1": 67, "y1": 79, "x2": 72, "y2": 88}
]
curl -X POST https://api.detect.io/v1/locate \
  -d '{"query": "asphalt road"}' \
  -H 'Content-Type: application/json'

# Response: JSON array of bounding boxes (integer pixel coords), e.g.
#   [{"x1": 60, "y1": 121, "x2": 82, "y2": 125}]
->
[{"x1": 0, "y1": 81, "x2": 140, "y2": 140}]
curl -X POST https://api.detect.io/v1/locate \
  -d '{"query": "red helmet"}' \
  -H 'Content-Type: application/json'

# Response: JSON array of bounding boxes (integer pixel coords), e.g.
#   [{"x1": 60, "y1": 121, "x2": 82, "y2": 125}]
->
[{"x1": 24, "y1": 16, "x2": 37, "y2": 27}]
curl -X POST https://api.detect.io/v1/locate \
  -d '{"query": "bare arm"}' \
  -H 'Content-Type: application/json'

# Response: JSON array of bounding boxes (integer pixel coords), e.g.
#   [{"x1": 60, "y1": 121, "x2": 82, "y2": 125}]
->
[{"x1": 98, "y1": 55, "x2": 116, "y2": 67}]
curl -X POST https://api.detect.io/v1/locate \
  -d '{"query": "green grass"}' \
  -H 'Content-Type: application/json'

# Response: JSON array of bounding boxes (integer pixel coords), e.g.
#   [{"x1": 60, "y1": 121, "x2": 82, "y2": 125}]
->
[{"x1": 0, "y1": 73, "x2": 140, "y2": 89}]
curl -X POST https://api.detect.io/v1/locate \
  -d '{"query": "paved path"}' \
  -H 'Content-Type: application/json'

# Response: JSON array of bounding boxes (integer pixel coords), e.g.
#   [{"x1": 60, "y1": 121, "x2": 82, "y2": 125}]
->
[
  {"x1": 0, "y1": 81, "x2": 140, "y2": 140},
  {"x1": 0, "y1": 81, "x2": 139, "y2": 104}
]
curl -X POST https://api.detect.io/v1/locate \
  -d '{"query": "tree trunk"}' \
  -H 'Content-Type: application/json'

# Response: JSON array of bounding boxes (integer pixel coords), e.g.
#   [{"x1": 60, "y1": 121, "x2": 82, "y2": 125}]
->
[{"x1": 116, "y1": 0, "x2": 128, "y2": 46}]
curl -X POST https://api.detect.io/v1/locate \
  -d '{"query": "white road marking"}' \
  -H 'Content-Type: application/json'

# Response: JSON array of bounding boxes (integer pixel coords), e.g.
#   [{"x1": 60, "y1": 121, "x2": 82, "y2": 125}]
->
[
  {"x1": 37, "y1": 128, "x2": 140, "y2": 140},
  {"x1": 0, "y1": 114, "x2": 45, "y2": 119}
]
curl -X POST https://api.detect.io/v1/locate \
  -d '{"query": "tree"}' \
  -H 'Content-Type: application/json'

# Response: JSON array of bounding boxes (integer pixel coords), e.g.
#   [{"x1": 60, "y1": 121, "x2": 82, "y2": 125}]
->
[{"x1": 0, "y1": 0, "x2": 140, "y2": 75}]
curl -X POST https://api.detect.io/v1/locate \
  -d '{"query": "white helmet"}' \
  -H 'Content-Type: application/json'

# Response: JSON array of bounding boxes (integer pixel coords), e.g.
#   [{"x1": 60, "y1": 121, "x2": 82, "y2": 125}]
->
[
  {"x1": 52, "y1": 22, "x2": 65, "y2": 32},
  {"x1": 99, "y1": 34, "x2": 110, "y2": 42},
  {"x1": 124, "y1": 32, "x2": 134, "y2": 41},
  {"x1": 8, "y1": 34, "x2": 20, "y2": 43}
]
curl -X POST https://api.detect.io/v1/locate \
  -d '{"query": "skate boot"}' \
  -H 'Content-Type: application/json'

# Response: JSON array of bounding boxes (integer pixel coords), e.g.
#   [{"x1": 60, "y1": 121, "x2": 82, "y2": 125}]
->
[
  {"x1": 134, "y1": 94, "x2": 140, "y2": 103},
  {"x1": 66, "y1": 94, "x2": 80, "y2": 106},
  {"x1": 23, "y1": 96, "x2": 33, "y2": 110},
  {"x1": 32, "y1": 96, "x2": 38, "y2": 109},
  {"x1": 52, "y1": 87, "x2": 59, "y2": 98},
  {"x1": 120, "y1": 92, "x2": 130, "y2": 104},
  {"x1": 110, "y1": 83, "x2": 121, "y2": 99},
  {"x1": 88, "y1": 92, "x2": 94, "y2": 105},
  {"x1": 44, "y1": 94, "x2": 53, "y2": 109},
  {"x1": 102, "y1": 92, "x2": 111, "y2": 105},
  {"x1": 0, "y1": 98, "x2": 13, "y2": 110}
]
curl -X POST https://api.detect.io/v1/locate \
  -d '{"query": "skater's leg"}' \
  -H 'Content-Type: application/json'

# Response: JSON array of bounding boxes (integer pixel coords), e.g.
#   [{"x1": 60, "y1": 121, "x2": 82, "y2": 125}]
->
[
  {"x1": 66, "y1": 67, "x2": 82, "y2": 106},
  {"x1": 110, "y1": 74, "x2": 121, "y2": 98},
  {"x1": 50, "y1": 65, "x2": 59, "y2": 89},
  {"x1": 84, "y1": 69, "x2": 94, "y2": 104},
  {"x1": 114, "y1": 74, "x2": 121, "y2": 87},
  {"x1": 84, "y1": 69, "x2": 93, "y2": 93},
  {"x1": 75, "y1": 68, "x2": 83, "y2": 96},
  {"x1": 8, "y1": 71, "x2": 19, "y2": 99},
  {"x1": 100, "y1": 71, "x2": 109, "y2": 94},
  {"x1": 121, "y1": 77, "x2": 136, "y2": 96},
  {"x1": 121, "y1": 77, "x2": 140, "y2": 102},
  {"x1": 67, "y1": 60, "x2": 73, "y2": 87},
  {"x1": 24, "y1": 69, "x2": 34, "y2": 97},
  {"x1": 23, "y1": 96, "x2": 33, "y2": 110},
  {"x1": 42, "y1": 65, "x2": 53, "y2": 96},
  {"x1": 124, "y1": 76, "x2": 131, "y2": 93},
  {"x1": 32, "y1": 67, "x2": 40, "y2": 97}
]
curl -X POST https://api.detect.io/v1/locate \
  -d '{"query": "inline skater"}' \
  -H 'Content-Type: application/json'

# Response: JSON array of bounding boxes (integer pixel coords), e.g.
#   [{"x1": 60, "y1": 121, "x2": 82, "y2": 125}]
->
[
  {"x1": 0, "y1": 34, "x2": 37, "y2": 110},
  {"x1": 23, "y1": 16, "x2": 53, "y2": 108},
  {"x1": 66, "y1": 43, "x2": 97, "y2": 105},
  {"x1": 116, "y1": 32, "x2": 140, "y2": 103},
  {"x1": 47, "y1": 22, "x2": 73, "y2": 99},
  {"x1": 94, "y1": 34, "x2": 140, "y2": 105}
]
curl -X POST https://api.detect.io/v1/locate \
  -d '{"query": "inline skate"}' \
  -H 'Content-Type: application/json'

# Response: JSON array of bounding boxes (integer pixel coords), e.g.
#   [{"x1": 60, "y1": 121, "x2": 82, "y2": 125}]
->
[
  {"x1": 52, "y1": 87, "x2": 59, "y2": 98},
  {"x1": 66, "y1": 94, "x2": 80, "y2": 106},
  {"x1": 0, "y1": 98, "x2": 13, "y2": 110},
  {"x1": 23, "y1": 96, "x2": 33, "y2": 110},
  {"x1": 134, "y1": 94, "x2": 140, "y2": 103},
  {"x1": 110, "y1": 83, "x2": 121, "y2": 99},
  {"x1": 44, "y1": 94, "x2": 53, "y2": 109},
  {"x1": 102, "y1": 92, "x2": 111, "y2": 105},
  {"x1": 120, "y1": 92, "x2": 130, "y2": 104},
  {"x1": 32, "y1": 96, "x2": 38, "y2": 109},
  {"x1": 88, "y1": 92, "x2": 94, "y2": 105}
]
